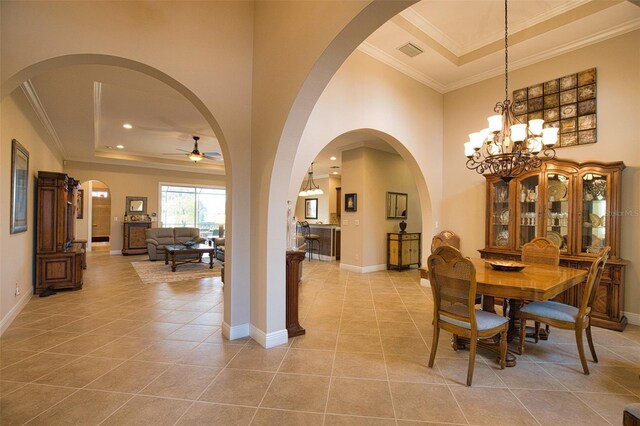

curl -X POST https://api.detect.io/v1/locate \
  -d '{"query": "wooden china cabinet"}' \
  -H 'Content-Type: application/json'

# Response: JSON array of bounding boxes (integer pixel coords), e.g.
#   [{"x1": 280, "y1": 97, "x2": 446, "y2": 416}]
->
[
  {"x1": 35, "y1": 171, "x2": 84, "y2": 293},
  {"x1": 479, "y1": 158, "x2": 626, "y2": 331}
]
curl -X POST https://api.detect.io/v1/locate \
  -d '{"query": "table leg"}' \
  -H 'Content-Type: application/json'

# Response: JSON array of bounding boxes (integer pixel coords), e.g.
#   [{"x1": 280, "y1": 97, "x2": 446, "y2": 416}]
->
[
  {"x1": 507, "y1": 298, "x2": 524, "y2": 343},
  {"x1": 165, "y1": 251, "x2": 169, "y2": 265},
  {"x1": 209, "y1": 250, "x2": 214, "y2": 269},
  {"x1": 171, "y1": 253, "x2": 177, "y2": 272}
]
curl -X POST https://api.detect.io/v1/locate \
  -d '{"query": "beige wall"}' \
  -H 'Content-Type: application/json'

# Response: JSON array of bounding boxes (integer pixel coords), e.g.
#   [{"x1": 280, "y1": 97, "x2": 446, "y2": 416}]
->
[
  {"x1": 443, "y1": 30, "x2": 640, "y2": 318},
  {"x1": 294, "y1": 176, "x2": 338, "y2": 224},
  {"x1": 1, "y1": 90, "x2": 64, "y2": 331},
  {"x1": 341, "y1": 147, "x2": 422, "y2": 270},
  {"x1": 64, "y1": 161, "x2": 225, "y2": 254}
]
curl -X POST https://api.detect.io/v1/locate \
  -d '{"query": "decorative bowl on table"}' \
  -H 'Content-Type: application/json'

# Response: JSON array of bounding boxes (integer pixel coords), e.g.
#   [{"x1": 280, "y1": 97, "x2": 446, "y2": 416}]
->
[
  {"x1": 182, "y1": 240, "x2": 197, "y2": 247},
  {"x1": 486, "y1": 260, "x2": 527, "y2": 272}
]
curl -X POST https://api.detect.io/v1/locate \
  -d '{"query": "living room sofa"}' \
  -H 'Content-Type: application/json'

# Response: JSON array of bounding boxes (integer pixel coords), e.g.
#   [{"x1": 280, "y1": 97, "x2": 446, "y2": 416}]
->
[
  {"x1": 213, "y1": 237, "x2": 225, "y2": 262},
  {"x1": 145, "y1": 227, "x2": 205, "y2": 260}
]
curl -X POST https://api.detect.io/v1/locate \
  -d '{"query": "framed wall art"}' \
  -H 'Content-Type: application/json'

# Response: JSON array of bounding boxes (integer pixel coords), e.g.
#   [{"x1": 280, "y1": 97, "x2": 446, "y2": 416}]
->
[
  {"x1": 305, "y1": 198, "x2": 318, "y2": 219},
  {"x1": 344, "y1": 193, "x2": 357, "y2": 212},
  {"x1": 513, "y1": 68, "x2": 597, "y2": 148},
  {"x1": 76, "y1": 189, "x2": 84, "y2": 219},
  {"x1": 10, "y1": 139, "x2": 29, "y2": 234}
]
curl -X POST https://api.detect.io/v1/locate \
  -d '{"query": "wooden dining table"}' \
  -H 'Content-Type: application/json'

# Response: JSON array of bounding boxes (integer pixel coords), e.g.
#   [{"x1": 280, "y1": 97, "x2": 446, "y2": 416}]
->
[{"x1": 420, "y1": 258, "x2": 588, "y2": 366}]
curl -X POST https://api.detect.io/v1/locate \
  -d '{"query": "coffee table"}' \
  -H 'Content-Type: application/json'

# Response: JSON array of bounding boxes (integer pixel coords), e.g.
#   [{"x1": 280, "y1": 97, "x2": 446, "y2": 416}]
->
[{"x1": 164, "y1": 244, "x2": 215, "y2": 272}]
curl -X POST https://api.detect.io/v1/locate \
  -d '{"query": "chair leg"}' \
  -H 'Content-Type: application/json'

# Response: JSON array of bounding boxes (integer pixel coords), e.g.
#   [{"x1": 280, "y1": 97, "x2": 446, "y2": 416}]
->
[
  {"x1": 467, "y1": 335, "x2": 477, "y2": 386},
  {"x1": 519, "y1": 318, "x2": 527, "y2": 355},
  {"x1": 428, "y1": 325, "x2": 440, "y2": 368},
  {"x1": 534, "y1": 321, "x2": 540, "y2": 343},
  {"x1": 575, "y1": 328, "x2": 590, "y2": 375},
  {"x1": 499, "y1": 327, "x2": 507, "y2": 369},
  {"x1": 586, "y1": 324, "x2": 598, "y2": 363}
]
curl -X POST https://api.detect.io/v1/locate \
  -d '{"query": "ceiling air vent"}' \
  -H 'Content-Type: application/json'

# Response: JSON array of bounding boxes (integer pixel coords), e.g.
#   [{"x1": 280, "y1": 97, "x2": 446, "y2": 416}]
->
[{"x1": 397, "y1": 42, "x2": 423, "y2": 58}]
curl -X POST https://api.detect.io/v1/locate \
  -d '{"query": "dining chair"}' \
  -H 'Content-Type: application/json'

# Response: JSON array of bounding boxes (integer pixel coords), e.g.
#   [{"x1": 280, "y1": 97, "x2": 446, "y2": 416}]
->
[
  {"x1": 430, "y1": 230, "x2": 460, "y2": 253},
  {"x1": 518, "y1": 246, "x2": 610, "y2": 374},
  {"x1": 428, "y1": 245, "x2": 508, "y2": 386},
  {"x1": 298, "y1": 221, "x2": 320, "y2": 261},
  {"x1": 516, "y1": 237, "x2": 561, "y2": 335}
]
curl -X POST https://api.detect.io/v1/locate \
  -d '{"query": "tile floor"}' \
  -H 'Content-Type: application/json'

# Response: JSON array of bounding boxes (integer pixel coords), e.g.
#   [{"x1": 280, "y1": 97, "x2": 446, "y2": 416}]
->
[{"x1": 1, "y1": 252, "x2": 639, "y2": 425}]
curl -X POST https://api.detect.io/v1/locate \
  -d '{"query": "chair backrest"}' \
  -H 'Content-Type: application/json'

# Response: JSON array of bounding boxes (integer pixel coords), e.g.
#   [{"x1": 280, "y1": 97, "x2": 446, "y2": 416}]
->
[
  {"x1": 428, "y1": 245, "x2": 477, "y2": 329},
  {"x1": 431, "y1": 230, "x2": 460, "y2": 254},
  {"x1": 521, "y1": 237, "x2": 560, "y2": 266},
  {"x1": 579, "y1": 246, "x2": 610, "y2": 318},
  {"x1": 298, "y1": 221, "x2": 311, "y2": 238}
]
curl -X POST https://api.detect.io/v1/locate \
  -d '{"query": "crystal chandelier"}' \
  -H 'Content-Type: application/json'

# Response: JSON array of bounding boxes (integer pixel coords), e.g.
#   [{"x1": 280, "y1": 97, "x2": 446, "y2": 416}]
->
[
  {"x1": 298, "y1": 163, "x2": 324, "y2": 197},
  {"x1": 464, "y1": 0, "x2": 559, "y2": 182}
]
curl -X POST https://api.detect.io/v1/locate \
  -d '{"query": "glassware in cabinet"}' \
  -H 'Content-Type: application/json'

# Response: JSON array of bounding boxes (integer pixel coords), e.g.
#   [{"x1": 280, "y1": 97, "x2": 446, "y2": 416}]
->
[
  {"x1": 490, "y1": 180, "x2": 510, "y2": 248},
  {"x1": 517, "y1": 175, "x2": 539, "y2": 248},
  {"x1": 581, "y1": 173, "x2": 607, "y2": 255},
  {"x1": 545, "y1": 172, "x2": 570, "y2": 252}
]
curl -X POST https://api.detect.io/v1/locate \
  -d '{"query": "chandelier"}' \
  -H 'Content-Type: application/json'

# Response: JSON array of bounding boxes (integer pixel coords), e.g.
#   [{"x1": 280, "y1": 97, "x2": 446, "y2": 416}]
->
[
  {"x1": 298, "y1": 163, "x2": 324, "y2": 197},
  {"x1": 464, "y1": 0, "x2": 559, "y2": 182}
]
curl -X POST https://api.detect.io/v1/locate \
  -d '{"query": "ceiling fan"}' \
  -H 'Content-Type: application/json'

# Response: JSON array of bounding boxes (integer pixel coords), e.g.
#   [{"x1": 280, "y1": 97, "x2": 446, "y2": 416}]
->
[{"x1": 165, "y1": 136, "x2": 222, "y2": 163}]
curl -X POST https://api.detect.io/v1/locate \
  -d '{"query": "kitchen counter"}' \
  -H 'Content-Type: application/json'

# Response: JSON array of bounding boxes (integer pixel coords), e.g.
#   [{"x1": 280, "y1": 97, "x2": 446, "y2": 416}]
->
[{"x1": 307, "y1": 224, "x2": 341, "y2": 260}]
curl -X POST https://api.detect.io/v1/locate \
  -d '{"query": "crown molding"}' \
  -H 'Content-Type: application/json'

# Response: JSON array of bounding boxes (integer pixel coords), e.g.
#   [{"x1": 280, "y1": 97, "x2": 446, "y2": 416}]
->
[
  {"x1": 444, "y1": 17, "x2": 640, "y2": 93},
  {"x1": 399, "y1": 8, "x2": 463, "y2": 56},
  {"x1": 93, "y1": 81, "x2": 102, "y2": 149},
  {"x1": 20, "y1": 80, "x2": 66, "y2": 157},
  {"x1": 358, "y1": 42, "x2": 446, "y2": 93}
]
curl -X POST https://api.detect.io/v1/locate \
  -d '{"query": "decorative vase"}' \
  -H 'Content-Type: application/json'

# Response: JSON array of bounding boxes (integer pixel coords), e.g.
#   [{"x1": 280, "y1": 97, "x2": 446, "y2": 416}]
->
[{"x1": 399, "y1": 220, "x2": 407, "y2": 233}]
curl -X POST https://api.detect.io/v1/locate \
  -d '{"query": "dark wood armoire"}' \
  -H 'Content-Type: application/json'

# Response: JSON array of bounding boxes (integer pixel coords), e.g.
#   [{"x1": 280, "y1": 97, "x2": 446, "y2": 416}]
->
[{"x1": 35, "y1": 171, "x2": 84, "y2": 293}]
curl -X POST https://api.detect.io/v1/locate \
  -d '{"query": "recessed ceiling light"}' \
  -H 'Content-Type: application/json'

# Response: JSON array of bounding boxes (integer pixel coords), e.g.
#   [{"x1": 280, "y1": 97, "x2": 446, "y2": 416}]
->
[
  {"x1": 116, "y1": 145, "x2": 124, "y2": 149},
  {"x1": 332, "y1": 171, "x2": 339, "y2": 175},
  {"x1": 330, "y1": 156, "x2": 337, "y2": 161},
  {"x1": 122, "y1": 123, "x2": 133, "y2": 129}
]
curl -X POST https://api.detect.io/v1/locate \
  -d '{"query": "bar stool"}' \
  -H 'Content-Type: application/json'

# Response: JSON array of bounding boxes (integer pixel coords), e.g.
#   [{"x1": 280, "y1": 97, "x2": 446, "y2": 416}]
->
[{"x1": 299, "y1": 221, "x2": 320, "y2": 261}]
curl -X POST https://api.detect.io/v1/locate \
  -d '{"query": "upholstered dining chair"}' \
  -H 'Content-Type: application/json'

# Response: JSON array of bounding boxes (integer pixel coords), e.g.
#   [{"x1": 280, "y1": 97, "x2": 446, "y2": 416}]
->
[
  {"x1": 514, "y1": 237, "x2": 561, "y2": 335},
  {"x1": 298, "y1": 221, "x2": 320, "y2": 261},
  {"x1": 518, "y1": 246, "x2": 610, "y2": 375},
  {"x1": 428, "y1": 246, "x2": 508, "y2": 386},
  {"x1": 430, "y1": 230, "x2": 461, "y2": 254}
]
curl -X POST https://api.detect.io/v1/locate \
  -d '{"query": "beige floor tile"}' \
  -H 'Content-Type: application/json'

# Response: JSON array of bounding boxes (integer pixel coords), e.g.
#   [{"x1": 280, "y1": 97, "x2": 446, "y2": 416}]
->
[
  {"x1": 180, "y1": 342, "x2": 243, "y2": 367},
  {"x1": 198, "y1": 368, "x2": 274, "y2": 406},
  {"x1": 380, "y1": 335, "x2": 428, "y2": 357},
  {"x1": 0, "y1": 349, "x2": 37, "y2": 369},
  {"x1": 339, "y1": 320, "x2": 379, "y2": 336},
  {"x1": 451, "y1": 386, "x2": 537, "y2": 425},
  {"x1": 385, "y1": 355, "x2": 445, "y2": 384},
  {"x1": 251, "y1": 408, "x2": 324, "y2": 425},
  {"x1": 90, "y1": 319, "x2": 148, "y2": 336},
  {"x1": 279, "y1": 348, "x2": 334, "y2": 376},
  {"x1": 26, "y1": 389, "x2": 131, "y2": 425},
  {"x1": 437, "y1": 358, "x2": 505, "y2": 387},
  {"x1": 377, "y1": 321, "x2": 421, "y2": 337},
  {"x1": 0, "y1": 384, "x2": 76, "y2": 426},
  {"x1": 165, "y1": 324, "x2": 219, "y2": 342},
  {"x1": 5, "y1": 330, "x2": 80, "y2": 352},
  {"x1": 102, "y1": 395, "x2": 191, "y2": 426},
  {"x1": 0, "y1": 381, "x2": 26, "y2": 397},
  {"x1": 204, "y1": 330, "x2": 250, "y2": 345},
  {"x1": 126, "y1": 321, "x2": 183, "y2": 339},
  {"x1": 0, "y1": 327, "x2": 46, "y2": 346},
  {"x1": 227, "y1": 345, "x2": 287, "y2": 371},
  {"x1": 189, "y1": 312, "x2": 224, "y2": 326},
  {"x1": 0, "y1": 352, "x2": 79, "y2": 382},
  {"x1": 336, "y1": 333, "x2": 383, "y2": 354},
  {"x1": 177, "y1": 402, "x2": 256, "y2": 425},
  {"x1": 389, "y1": 381, "x2": 466, "y2": 423},
  {"x1": 574, "y1": 391, "x2": 640, "y2": 425},
  {"x1": 133, "y1": 339, "x2": 199, "y2": 362},
  {"x1": 86, "y1": 360, "x2": 170, "y2": 393},
  {"x1": 324, "y1": 414, "x2": 396, "y2": 425},
  {"x1": 158, "y1": 310, "x2": 204, "y2": 324},
  {"x1": 302, "y1": 316, "x2": 341, "y2": 333},
  {"x1": 36, "y1": 356, "x2": 122, "y2": 387},
  {"x1": 512, "y1": 389, "x2": 609, "y2": 426},
  {"x1": 291, "y1": 331, "x2": 338, "y2": 350},
  {"x1": 342, "y1": 299, "x2": 375, "y2": 310},
  {"x1": 261, "y1": 373, "x2": 330, "y2": 412},
  {"x1": 540, "y1": 363, "x2": 631, "y2": 394},
  {"x1": 497, "y1": 361, "x2": 565, "y2": 390},
  {"x1": 25, "y1": 314, "x2": 84, "y2": 330},
  {"x1": 332, "y1": 352, "x2": 387, "y2": 380},
  {"x1": 593, "y1": 365, "x2": 640, "y2": 396},
  {"x1": 140, "y1": 364, "x2": 220, "y2": 399},
  {"x1": 342, "y1": 308, "x2": 377, "y2": 322},
  {"x1": 88, "y1": 336, "x2": 155, "y2": 359},
  {"x1": 55, "y1": 317, "x2": 113, "y2": 334},
  {"x1": 327, "y1": 377, "x2": 395, "y2": 418},
  {"x1": 45, "y1": 333, "x2": 116, "y2": 355}
]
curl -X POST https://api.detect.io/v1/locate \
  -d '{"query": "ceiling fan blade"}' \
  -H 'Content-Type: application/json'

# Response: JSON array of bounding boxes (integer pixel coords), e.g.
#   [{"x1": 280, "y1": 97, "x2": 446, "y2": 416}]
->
[
  {"x1": 162, "y1": 153, "x2": 188, "y2": 156},
  {"x1": 203, "y1": 154, "x2": 223, "y2": 161},
  {"x1": 175, "y1": 149, "x2": 192, "y2": 153},
  {"x1": 202, "y1": 151, "x2": 221, "y2": 157}
]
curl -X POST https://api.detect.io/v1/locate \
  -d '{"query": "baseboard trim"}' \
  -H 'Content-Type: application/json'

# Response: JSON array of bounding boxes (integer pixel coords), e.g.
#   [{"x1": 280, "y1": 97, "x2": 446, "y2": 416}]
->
[
  {"x1": 109, "y1": 250, "x2": 120, "y2": 255},
  {"x1": 339, "y1": 263, "x2": 387, "y2": 273},
  {"x1": 250, "y1": 325, "x2": 288, "y2": 348},
  {"x1": 624, "y1": 311, "x2": 640, "y2": 326},
  {"x1": 0, "y1": 292, "x2": 32, "y2": 336},
  {"x1": 222, "y1": 321, "x2": 250, "y2": 340}
]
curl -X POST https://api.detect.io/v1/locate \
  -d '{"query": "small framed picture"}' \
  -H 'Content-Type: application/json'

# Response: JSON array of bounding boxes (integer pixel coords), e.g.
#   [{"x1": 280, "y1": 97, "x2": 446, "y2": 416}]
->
[
  {"x1": 77, "y1": 189, "x2": 84, "y2": 219},
  {"x1": 305, "y1": 198, "x2": 318, "y2": 219},
  {"x1": 344, "y1": 193, "x2": 357, "y2": 212},
  {"x1": 10, "y1": 139, "x2": 29, "y2": 234}
]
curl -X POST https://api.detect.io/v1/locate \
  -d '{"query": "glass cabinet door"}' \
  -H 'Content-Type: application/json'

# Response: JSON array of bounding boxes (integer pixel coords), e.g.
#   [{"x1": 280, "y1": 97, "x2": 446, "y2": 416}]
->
[
  {"x1": 490, "y1": 181, "x2": 510, "y2": 248},
  {"x1": 545, "y1": 173, "x2": 570, "y2": 252},
  {"x1": 517, "y1": 175, "x2": 539, "y2": 248},
  {"x1": 581, "y1": 173, "x2": 607, "y2": 255}
]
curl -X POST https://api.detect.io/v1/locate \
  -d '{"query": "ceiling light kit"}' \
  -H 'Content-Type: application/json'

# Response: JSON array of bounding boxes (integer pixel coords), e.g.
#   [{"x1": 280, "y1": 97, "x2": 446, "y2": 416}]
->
[
  {"x1": 298, "y1": 162, "x2": 324, "y2": 197},
  {"x1": 162, "y1": 135, "x2": 222, "y2": 163},
  {"x1": 464, "y1": 0, "x2": 558, "y2": 183},
  {"x1": 116, "y1": 145, "x2": 124, "y2": 149},
  {"x1": 122, "y1": 123, "x2": 133, "y2": 129},
  {"x1": 330, "y1": 156, "x2": 337, "y2": 161}
]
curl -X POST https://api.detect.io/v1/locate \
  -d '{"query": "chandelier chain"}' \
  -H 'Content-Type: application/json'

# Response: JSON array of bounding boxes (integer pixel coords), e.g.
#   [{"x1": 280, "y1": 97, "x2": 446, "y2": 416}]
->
[{"x1": 504, "y1": 0, "x2": 509, "y2": 102}]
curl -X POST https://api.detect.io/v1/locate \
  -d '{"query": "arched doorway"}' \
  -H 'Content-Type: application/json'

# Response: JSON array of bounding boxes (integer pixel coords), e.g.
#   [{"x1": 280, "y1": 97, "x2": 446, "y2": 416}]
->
[{"x1": 76, "y1": 180, "x2": 111, "y2": 252}]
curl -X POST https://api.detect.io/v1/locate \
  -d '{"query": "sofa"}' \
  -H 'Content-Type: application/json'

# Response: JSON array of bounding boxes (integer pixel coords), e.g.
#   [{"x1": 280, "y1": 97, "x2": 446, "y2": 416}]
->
[
  {"x1": 213, "y1": 237, "x2": 225, "y2": 262},
  {"x1": 145, "y1": 227, "x2": 205, "y2": 261}
]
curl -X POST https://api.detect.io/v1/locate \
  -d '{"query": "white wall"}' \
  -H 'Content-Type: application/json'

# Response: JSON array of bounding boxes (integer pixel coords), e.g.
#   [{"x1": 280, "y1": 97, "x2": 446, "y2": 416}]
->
[
  {"x1": 1, "y1": 90, "x2": 64, "y2": 332},
  {"x1": 443, "y1": 30, "x2": 640, "y2": 318}
]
